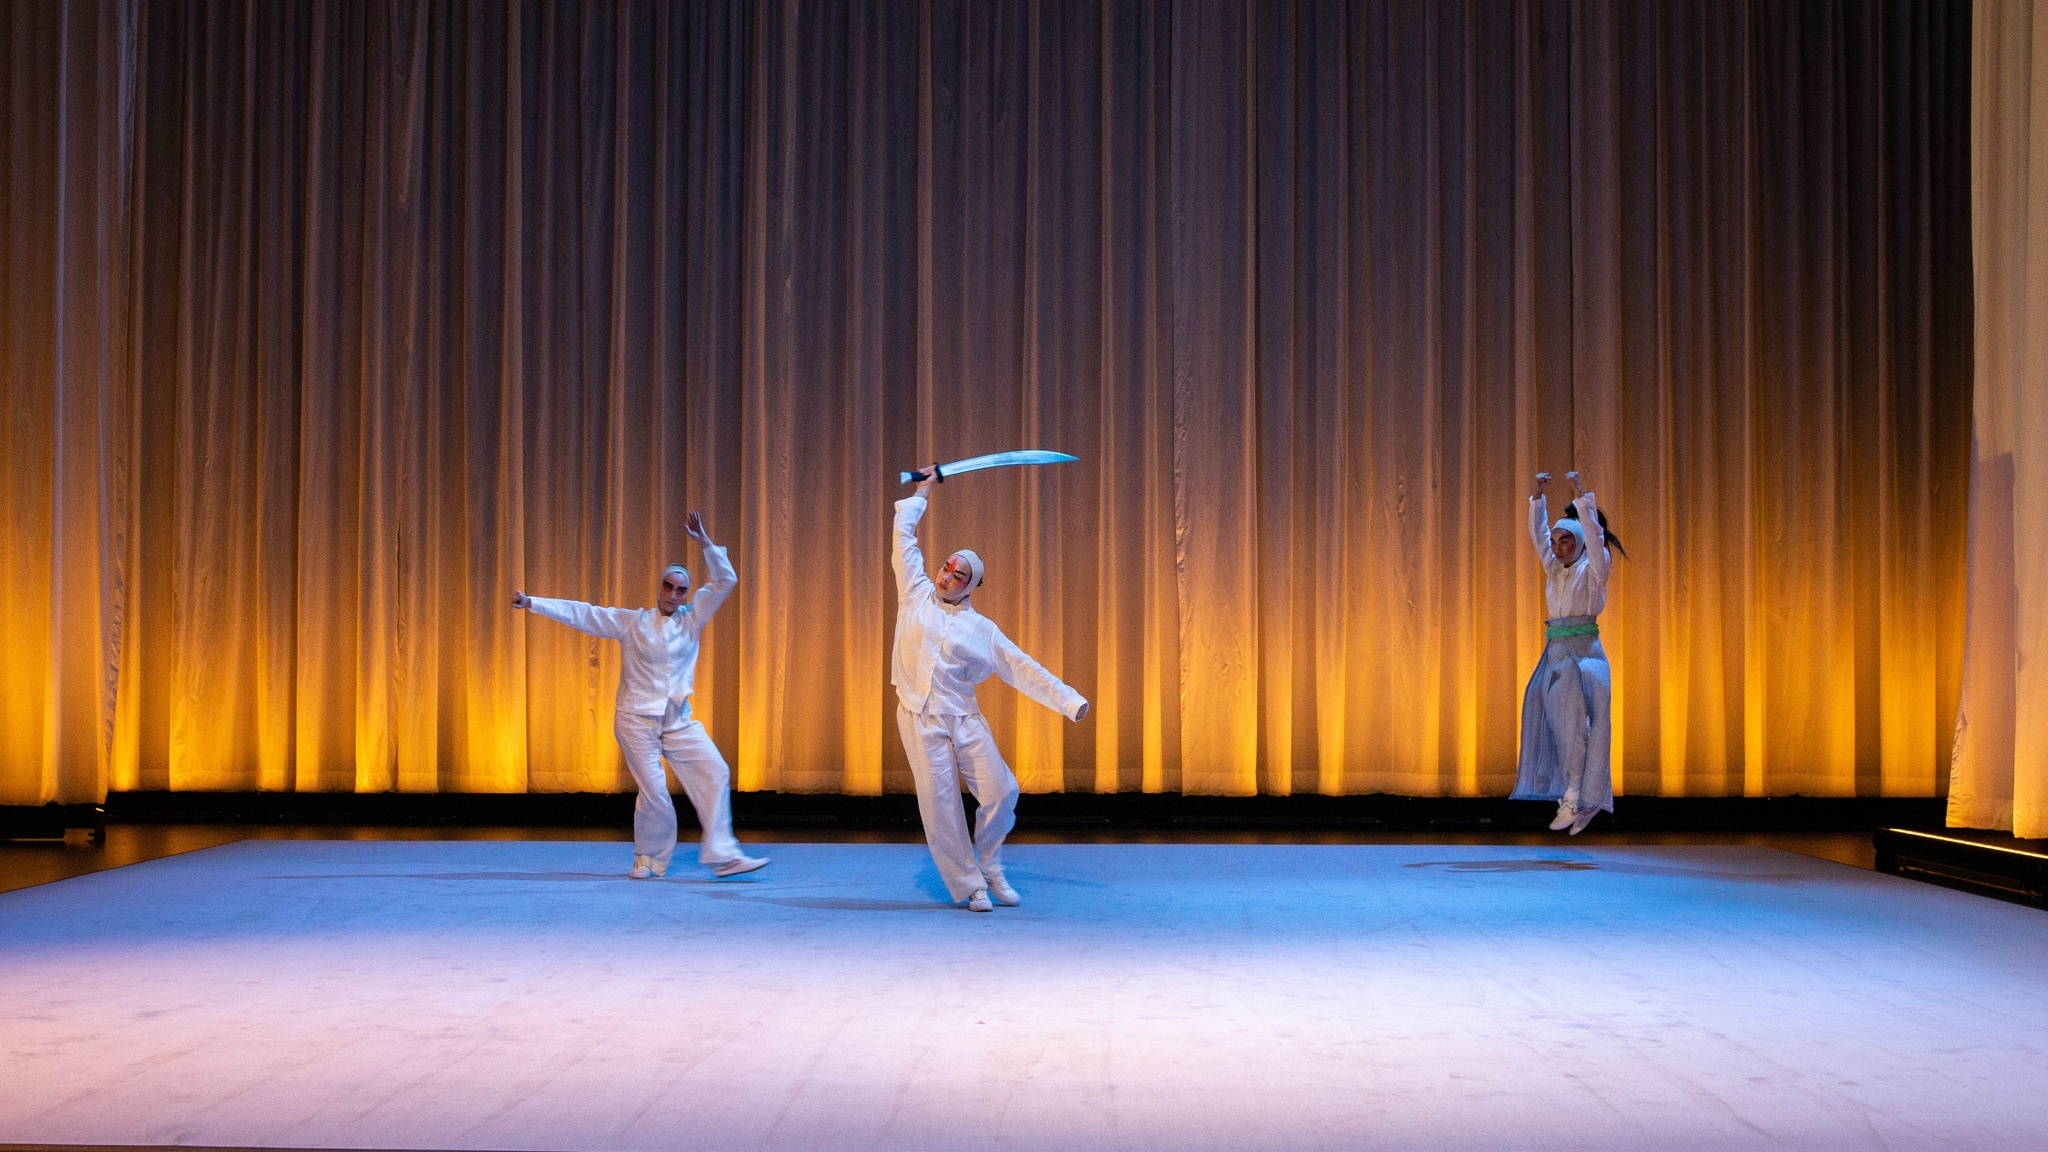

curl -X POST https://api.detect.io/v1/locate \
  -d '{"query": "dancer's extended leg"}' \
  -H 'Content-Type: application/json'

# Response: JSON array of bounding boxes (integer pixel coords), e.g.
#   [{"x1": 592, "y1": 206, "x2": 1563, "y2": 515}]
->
[
  {"x1": 899, "y1": 706, "x2": 988, "y2": 902},
  {"x1": 659, "y1": 713, "x2": 743, "y2": 866},
  {"x1": 952, "y1": 713, "x2": 1021, "y2": 901}
]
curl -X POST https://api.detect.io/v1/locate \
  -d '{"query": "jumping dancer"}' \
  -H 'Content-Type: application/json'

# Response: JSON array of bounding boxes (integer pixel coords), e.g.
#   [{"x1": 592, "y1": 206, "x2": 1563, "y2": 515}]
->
[
  {"x1": 513, "y1": 512, "x2": 767, "y2": 879},
  {"x1": 1513, "y1": 471, "x2": 1622, "y2": 835},
  {"x1": 892, "y1": 467, "x2": 1088, "y2": 911}
]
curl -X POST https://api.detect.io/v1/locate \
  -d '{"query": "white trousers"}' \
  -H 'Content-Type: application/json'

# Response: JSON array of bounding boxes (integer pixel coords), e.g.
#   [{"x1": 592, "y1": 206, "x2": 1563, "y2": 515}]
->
[
  {"x1": 614, "y1": 703, "x2": 743, "y2": 869},
  {"x1": 897, "y1": 706, "x2": 1019, "y2": 901},
  {"x1": 1542, "y1": 645, "x2": 1614, "y2": 812}
]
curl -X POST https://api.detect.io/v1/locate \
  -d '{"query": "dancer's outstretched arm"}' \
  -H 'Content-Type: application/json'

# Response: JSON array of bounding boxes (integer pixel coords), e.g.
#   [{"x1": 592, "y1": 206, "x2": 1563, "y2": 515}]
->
[
  {"x1": 512, "y1": 590, "x2": 635, "y2": 639},
  {"x1": 990, "y1": 632, "x2": 1089, "y2": 721},
  {"x1": 1529, "y1": 472, "x2": 1557, "y2": 570},
  {"x1": 683, "y1": 511, "x2": 739, "y2": 623},
  {"x1": 893, "y1": 466, "x2": 938, "y2": 598}
]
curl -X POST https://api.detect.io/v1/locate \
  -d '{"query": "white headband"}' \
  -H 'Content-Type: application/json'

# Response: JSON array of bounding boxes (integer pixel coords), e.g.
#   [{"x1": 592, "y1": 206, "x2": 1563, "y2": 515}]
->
[
  {"x1": 659, "y1": 563, "x2": 690, "y2": 591},
  {"x1": 1551, "y1": 518, "x2": 1587, "y2": 550}
]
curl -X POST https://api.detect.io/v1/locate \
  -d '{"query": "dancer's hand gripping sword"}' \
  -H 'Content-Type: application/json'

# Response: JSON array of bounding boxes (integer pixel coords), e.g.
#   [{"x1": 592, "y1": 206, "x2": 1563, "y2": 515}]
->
[{"x1": 899, "y1": 450, "x2": 1078, "y2": 486}]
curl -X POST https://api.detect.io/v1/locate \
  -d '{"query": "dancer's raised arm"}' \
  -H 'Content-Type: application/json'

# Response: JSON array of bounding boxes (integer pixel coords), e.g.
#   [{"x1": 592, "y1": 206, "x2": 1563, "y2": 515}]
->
[
  {"x1": 893, "y1": 466, "x2": 938, "y2": 597},
  {"x1": 684, "y1": 512, "x2": 739, "y2": 622},
  {"x1": 1529, "y1": 472, "x2": 1557, "y2": 569},
  {"x1": 1568, "y1": 475, "x2": 1611, "y2": 583}
]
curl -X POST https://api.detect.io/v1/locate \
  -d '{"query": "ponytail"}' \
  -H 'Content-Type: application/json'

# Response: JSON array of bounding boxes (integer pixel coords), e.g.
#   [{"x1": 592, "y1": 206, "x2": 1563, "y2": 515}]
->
[{"x1": 1561, "y1": 504, "x2": 1627, "y2": 559}]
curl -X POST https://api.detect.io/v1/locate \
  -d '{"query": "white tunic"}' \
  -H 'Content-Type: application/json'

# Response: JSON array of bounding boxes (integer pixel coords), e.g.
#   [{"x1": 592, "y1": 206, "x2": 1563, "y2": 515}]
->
[
  {"x1": 891, "y1": 496, "x2": 1085, "y2": 720},
  {"x1": 526, "y1": 543, "x2": 737, "y2": 717},
  {"x1": 1529, "y1": 492, "x2": 1612, "y2": 619}
]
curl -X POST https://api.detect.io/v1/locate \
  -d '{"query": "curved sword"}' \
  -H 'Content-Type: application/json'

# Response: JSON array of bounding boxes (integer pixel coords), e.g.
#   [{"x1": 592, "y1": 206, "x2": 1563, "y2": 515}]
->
[{"x1": 900, "y1": 450, "x2": 1079, "y2": 485}]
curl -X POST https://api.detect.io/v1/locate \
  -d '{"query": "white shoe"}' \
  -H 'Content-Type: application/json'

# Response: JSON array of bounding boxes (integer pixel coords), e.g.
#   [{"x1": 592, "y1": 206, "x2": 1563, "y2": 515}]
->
[
  {"x1": 1548, "y1": 802, "x2": 1576, "y2": 831},
  {"x1": 1569, "y1": 807, "x2": 1599, "y2": 836},
  {"x1": 965, "y1": 889, "x2": 993, "y2": 912},
  {"x1": 712, "y1": 854, "x2": 769, "y2": 878},
  {"x1": 628, "y1": 854, "x2": 658, "y2": 879},
  {"x1": 984, "y1": 873, "x2": 1021, "y2": 907}
]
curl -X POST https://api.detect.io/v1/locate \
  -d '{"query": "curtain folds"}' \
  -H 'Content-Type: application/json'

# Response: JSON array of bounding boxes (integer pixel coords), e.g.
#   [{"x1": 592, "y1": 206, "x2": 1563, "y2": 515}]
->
[
  {"x1": 1, "y1": 0, "x2": 144, "y2": 806},
  {"x1": 2, "y1": 0, "x2": 1970, "y2": 800},
  {"x1": 1950, "y1": 0, "x2": 2045, "y2": 839}
]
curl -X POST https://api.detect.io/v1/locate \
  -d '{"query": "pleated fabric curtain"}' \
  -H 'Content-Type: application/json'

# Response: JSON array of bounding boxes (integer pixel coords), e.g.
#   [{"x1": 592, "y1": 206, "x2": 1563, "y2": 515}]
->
[
  {"x1": 119, "y1": 1, "x2": 760, "y2": 795},
  {"x1": 1950, "y1": 0, "x2": 2048, "y2": 840},
  {"x1": 1, "y1": 0, "x2": 1970, "y2": 802},
  {"x1": 0, "y1": 0, "x2": 144, "y2": 806}
]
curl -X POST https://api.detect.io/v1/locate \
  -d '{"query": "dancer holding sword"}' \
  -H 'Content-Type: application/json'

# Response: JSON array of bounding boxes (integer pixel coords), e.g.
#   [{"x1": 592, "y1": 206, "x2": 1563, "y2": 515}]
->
[{"x1": 892, "y1": 453, "x2": 1088, "y2": 912}]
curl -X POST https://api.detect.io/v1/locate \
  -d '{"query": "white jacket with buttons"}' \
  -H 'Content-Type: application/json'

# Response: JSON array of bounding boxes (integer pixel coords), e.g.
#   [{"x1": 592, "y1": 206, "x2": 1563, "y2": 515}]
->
[
  {"x1": 891, "y1": 495, "x2": 1085, "y2": 720},
  {"x1": 526, "y1": 543, "x2": 737, "y2": 718}
]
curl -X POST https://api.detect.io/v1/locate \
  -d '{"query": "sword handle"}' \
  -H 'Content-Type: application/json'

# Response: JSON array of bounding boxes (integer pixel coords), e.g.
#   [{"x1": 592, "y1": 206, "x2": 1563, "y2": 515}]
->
[{"x1": 899, "y1": 464, "x2": 945, "y2": 485}]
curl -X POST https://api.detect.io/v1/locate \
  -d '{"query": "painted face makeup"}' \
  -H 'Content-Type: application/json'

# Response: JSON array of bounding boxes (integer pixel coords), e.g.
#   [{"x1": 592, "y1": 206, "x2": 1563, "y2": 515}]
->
[
  {"x1": 938, "y1": 550, "x2": 984, "y2": 603},
  {"x1": 658, "y1": 565, "x2": 690, "y2": 614},
  {"x1": 1551, "y1": 527, "x2": 1583, "y2": 564}
]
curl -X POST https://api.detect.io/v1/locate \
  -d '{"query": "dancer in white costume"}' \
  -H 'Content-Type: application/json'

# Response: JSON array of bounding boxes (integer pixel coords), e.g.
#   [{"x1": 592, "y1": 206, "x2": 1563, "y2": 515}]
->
[
  {"x1": 513, "y1": 512, "x2": 767, "y2": 879},
  {"x1": 1512, "y1": 471, "x2": 1621, "y2": 835},
  {"x1": 892, "y1": 469, "x2": 1088, "y2": 912}
]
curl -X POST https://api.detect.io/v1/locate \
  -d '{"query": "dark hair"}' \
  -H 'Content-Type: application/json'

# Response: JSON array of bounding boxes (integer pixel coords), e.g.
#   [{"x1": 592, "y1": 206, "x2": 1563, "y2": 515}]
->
[{"x1": 1560, "y1": 504, "x2": 1627, "y2": 559}]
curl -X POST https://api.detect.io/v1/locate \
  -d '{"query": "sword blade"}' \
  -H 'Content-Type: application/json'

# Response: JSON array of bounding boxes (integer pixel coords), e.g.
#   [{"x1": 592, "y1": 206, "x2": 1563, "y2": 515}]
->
[{"x1": 900, "y1": 450, "x2": 1078, "y2": 485}]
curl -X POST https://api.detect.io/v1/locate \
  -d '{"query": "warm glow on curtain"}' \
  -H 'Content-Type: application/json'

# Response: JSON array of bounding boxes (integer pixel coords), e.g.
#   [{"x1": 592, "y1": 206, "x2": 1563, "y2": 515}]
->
[
  {"x1": 1, "y1": 0, "x2": 1969, "y2": 802},
  {"x1": 1, "y1": 0, "x2": 143, "y2": 807},
  {"x1": 1951, "y1": 0, "x2": 2048, "y2": 839}
]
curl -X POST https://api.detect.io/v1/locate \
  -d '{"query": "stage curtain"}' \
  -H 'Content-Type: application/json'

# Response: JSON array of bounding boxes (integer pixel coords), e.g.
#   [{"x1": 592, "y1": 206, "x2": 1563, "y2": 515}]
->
[
  {"x1": 0, "y1": 0, "x2": 144, "y2": 806},
  {"x1": 1, "y1": 0, "x2": 1969, "y2": 801},
  {"x1": 1951, "y1": 0, "x2": 2048, "y2": 839}
]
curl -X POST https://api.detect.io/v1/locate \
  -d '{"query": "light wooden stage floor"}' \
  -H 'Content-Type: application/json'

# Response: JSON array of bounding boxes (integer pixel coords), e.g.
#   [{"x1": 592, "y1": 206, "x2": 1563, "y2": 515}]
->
[{"x1": 3, "y1": 839, "x2": 2041, "y2": 1151}]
